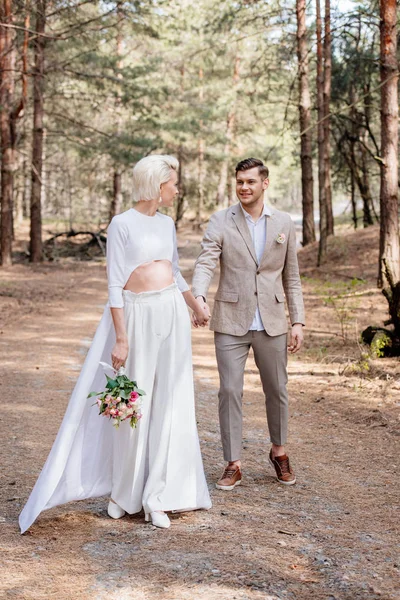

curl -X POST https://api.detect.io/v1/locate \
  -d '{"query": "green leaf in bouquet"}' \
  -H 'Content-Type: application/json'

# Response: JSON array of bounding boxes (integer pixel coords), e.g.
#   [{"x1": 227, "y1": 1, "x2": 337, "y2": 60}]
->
[
  {"x1": 136, "y1": 388, "x2": 146, "y2": 396},
  {"x1": 105, "y1": 375, "x2": 118, "y2": 389},
  {"x1": 87, "y1": 391, "x2": 101, "y2": 398},
  {"x1": 118, "y1": 389, "x2": 130, "y2": 400}
]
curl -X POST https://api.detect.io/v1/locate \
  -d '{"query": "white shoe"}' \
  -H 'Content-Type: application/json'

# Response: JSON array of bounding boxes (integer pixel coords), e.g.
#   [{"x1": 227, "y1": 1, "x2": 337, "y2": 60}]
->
[
  {"x1": 107, "y1": 500, "x2": 126, "y2": 519},
  {"x1": 145, "y1": 511, "x2": 171, "y2": 529}
]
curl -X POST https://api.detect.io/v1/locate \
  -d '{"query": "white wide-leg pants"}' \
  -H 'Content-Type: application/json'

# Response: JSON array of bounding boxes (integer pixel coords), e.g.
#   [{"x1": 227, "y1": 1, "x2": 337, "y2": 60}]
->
[{"x1": 111, "y1": 284, "x2": 211, "y2": 515}]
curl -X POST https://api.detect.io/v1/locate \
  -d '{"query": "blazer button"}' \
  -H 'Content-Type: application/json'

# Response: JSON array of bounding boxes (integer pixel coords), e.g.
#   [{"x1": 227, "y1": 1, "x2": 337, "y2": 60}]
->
[
  {"x1": 256, "y1": 270, "x2": 260, "y2": 275},
  {"x1": 254, "y1": 291, "x2": 258, "y2": 296}
]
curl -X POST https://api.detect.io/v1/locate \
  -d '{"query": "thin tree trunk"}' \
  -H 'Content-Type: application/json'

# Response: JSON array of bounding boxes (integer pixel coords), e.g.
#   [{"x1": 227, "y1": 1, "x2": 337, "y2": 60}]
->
[
  {"x1": 111, "y1": 171, "x2": 122, "y2": 218},
  {"x1": 195, "y1": 66, "x2": 205, "y2": 228},
  {"x1": 229, "y1": 175, "x2": 236, "y2": 205},
  {"x1": 109, "y1": 2, "x2": 123, "y2": 221},
  {"x1": 378, "y1": 0, "x2": 399, "y2": 286},
  {"x1": 175, "y1": 64, "x2": 186, "y2": 227},
  {"x1": 30, "y1": 0, "x2": 46, "y2": 262},
  {"x1": 296, "y1": 0, "x2": 315, "y2": 246},
  {"x1": 360, "y1": 145, "x2": 374, "y2": 227},
  {"x1": 216, "y1": 52, "x2": 240, "y2": 207},
  {"x1": 349, "y1": 84, "x2": 358, "y2": 230},
  {"x1": 323, "y1": 0, "x2": 334, "y2": 236},
  {"x1": 0, "y1": 0, "x2": 15, "y2": 266},
  {"x1": 22, "y1": 142, "x2": 30, "y2": 218},
  {"x1": 360, "y1": 82, "x2": 374, "y2": 227},
  {"x1": 316, "y1": 0, "x2": 327, "y2": 266},
  {"x1": 175, "y1": 145, "x2": 185, "y2": 227},
  {"x1": 350, "y1": 169, "x2": 357, "y2": 229}
]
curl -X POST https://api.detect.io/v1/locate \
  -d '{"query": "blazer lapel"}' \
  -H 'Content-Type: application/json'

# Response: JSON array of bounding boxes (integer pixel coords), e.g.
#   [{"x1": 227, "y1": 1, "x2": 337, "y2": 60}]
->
[
  {"x1": 230, "y1": 204, "x2": 258, "y2": 265},
  {"x1": 259, "y1": 211, "x2": 280, "y2": 267}
]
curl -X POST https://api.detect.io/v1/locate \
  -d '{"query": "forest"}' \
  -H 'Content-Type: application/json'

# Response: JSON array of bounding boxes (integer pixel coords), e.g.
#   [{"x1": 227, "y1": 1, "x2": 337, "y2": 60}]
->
[{"x1": 0, "y1": 1, "x2": 399, "y2": 599}]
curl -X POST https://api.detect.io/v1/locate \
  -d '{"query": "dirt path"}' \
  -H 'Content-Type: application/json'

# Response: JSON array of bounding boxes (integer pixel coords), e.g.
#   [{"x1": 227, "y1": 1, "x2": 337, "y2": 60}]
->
[{"x1": 0, "y1": 226, "x2": 399, "y2": 600}]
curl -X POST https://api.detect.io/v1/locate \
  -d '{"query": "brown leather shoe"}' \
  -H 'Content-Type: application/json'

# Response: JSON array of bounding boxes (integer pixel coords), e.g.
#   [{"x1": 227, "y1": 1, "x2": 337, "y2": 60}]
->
[
  {"x1": 215, "y1": 465, "x2": 242, "y2": 490},
  {"x1": 269, "y1": 451, "x2": 296, "y2": 485}
]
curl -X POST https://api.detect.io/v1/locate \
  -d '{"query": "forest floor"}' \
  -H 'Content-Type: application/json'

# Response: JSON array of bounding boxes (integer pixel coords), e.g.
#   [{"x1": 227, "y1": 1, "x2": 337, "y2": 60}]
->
[{"x1": 0, "y1": 222, "x2": 399, "y2": 600}]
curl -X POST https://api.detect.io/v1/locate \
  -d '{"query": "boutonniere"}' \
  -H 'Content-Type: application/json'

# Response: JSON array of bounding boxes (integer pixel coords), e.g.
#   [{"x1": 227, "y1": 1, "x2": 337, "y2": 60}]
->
[{"x1": 276, "y1": 233, "x2": 286, "y2": 244}]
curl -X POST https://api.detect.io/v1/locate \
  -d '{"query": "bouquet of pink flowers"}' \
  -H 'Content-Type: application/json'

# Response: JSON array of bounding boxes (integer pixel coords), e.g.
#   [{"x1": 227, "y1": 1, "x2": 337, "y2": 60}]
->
[{"x1": 88, "y1": 366, "x2": 145, "y2": 429}]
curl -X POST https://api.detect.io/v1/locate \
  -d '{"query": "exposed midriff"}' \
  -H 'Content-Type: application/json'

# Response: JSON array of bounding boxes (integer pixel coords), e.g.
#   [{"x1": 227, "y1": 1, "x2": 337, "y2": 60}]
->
[{"x1": 123, "y1": 259, "x2": 174, "y2": 293}]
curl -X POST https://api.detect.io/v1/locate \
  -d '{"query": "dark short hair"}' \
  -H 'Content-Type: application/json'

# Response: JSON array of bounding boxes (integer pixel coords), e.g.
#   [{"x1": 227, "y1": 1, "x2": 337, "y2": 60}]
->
[{"x1": 235, "y1": 157, "x2": 269, "y2": 180}]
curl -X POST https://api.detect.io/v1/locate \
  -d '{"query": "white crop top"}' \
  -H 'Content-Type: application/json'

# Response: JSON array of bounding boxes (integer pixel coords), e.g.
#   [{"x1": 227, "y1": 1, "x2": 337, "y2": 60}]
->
[{"x1": 106, "y1": 208, "x2": 190, "y2": 308}]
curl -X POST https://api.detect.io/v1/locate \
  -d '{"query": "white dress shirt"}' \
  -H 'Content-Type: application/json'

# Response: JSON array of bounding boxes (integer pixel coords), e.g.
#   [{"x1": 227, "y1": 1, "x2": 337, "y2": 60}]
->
[{"x1": 240, "y1": 203, "x2": 272, "y2": 331}]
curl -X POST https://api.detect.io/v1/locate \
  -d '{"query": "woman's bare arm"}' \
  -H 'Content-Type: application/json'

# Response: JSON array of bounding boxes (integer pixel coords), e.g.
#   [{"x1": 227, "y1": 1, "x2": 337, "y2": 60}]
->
[{"x1": 110, "y1": 307, "x2": 129, "y2": 370}]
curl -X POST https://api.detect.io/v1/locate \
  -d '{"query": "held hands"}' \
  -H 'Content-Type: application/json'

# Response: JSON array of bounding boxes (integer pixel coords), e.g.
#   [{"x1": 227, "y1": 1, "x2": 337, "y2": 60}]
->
[
  {"x1": 111, "y1": 337, "x2": 129, "y2": 371},
  {"x1": 191, "y1": 297, "x2": 211, "y2": 328},
  {"x1": 288, "y1": 323, "x2": 304, "y2": 354}
]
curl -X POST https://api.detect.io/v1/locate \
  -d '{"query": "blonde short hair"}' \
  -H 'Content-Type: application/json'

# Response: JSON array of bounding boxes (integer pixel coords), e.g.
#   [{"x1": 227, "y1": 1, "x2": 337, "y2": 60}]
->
[{"x1": 132, "y1": 154, "x2": 179, "y2": 202}]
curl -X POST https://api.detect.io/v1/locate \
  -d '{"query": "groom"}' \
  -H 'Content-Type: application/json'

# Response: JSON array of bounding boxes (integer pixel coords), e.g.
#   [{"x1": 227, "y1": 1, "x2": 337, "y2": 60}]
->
[{"x1": 192, "y1": 157, "x2": 305, "y2": 490}]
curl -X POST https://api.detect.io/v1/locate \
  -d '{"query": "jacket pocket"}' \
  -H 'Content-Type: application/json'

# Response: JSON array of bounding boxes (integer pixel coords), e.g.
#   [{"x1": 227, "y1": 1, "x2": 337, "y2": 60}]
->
[
  {"x1": 215, "y1": 291, "x2": 239, "y2": 303},
  {"x1": 275, "y1": 293, "x2": 285, "y2": 303}
]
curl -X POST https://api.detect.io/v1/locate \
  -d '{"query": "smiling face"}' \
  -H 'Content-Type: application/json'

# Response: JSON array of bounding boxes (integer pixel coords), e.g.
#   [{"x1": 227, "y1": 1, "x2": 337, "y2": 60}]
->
[
  {"x1": 160, "y1": 169, "x2": 179, "y2": 207},
  {"x1": 236, "y1": 167, "x2": 269, "y2": 208}
]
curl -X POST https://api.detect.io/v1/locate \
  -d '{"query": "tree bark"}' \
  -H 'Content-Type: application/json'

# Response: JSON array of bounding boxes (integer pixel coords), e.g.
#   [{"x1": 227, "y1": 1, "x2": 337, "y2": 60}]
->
[
  {"x1": 378, "y1": 0, "x2": 399, "y2": 286},
  {"x1": 29, "y1": 0, "x2": 46, "y2": 262},
  {"x1": 175, "y1": 145, "x2": 185, "y2": 227},
  {"x1": 109, "y1": 2, "x2": 123, "y2": 222},
  {"x1": 216, "y1": 52, "x2": 240, "y2": 208},
  {"x1": 0, "y1": 0, "x2": 15, "y2": 266},
  {"x1": 110, "y1": 171, "x2": 122, "y2": 220},
  {"x1": 350, "y1": 169, "x2": 357, "y2": 230},
  {"x1": 323, "y1": 0, "x2": 334, "y2": 236},
  {"x1": 175, "y1": 64, "x2": 186, "y2": 228},
  {"x1": 360, "y1": 145, "x2": 374, "y2": 227},
  {"x1": 195, "y1": 66, "x2": 205, "y2": 228},
  {"x1": 296, "y1": 0, "x2": 315, "y2": 246},
  {"x1": 316, "y1": 0, "x2": 327, "y2": 266}
]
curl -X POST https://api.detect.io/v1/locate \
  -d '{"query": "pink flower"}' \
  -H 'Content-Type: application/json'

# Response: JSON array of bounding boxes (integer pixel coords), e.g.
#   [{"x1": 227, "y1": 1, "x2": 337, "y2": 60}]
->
[
  {"x1": 276, "y1": 233, "x2": 286, "y2": 244},
  {"x1": 130, "y1": 391, "x2": 139, "y2": 400}
]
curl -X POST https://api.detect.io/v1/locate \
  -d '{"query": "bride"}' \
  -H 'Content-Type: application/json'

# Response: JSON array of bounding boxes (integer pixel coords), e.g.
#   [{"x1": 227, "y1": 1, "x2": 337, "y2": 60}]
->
[{"x1": 19, "y1": 154, "x2": 212, "y2": 531}]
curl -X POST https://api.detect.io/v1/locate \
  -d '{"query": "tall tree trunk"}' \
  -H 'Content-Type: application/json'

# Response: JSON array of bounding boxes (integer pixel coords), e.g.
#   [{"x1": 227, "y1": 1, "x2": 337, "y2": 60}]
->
[
  {"x1": 316, "y1": 0, "x2": 327, "y2": 266},
  {"x1": 109, "y1": 2, "x2": 123, "y2": 221},
  {"x1": 30, "y1": 0, "x2": 46, "y2": 262},
  {"x1": 0, "y1": 0, "x2": 15, "y2": 266},
  {"x1": 378, "y1": 0, "x2": 399, "y2": 286},
  {"x1": 323, "y1": 0, "x2": 334, "y2": 236},
  {"x1": 110, "y1": 171, "x2": 122, "y2": 220},
  {"x1": 22, "y1": 127, "x2": 30, "y2": 218},
  {"x1": 175, "y1": 145, "x2": 185, "y2": 227},
  {"x1": 361, "y1": 83, "x2": 374, "y2": 227},
  {"x1": 216, "y1": 52, "x2": 240, "y2": 207},
  {"x1": 350, "y1": 168, "x2": 357, "y2": 229},
  {"x1": 360, "y1": 145, "x2": 374, "y2": 227},
  {"x1": 175, "y1": 64, "x2": 186, "y2": 227},
  {"x1": 229, "y1": 175, "x2": 236, "y2": 205},
  {"x1": 296, "y1": 0, "x2": 315, "y2": 246},
  {"x1": 195, "y1": 66, "x2": 204, "y2": 228},
  {"x1": 349, "y1": 84, "x2": 358, "y2": 230}
]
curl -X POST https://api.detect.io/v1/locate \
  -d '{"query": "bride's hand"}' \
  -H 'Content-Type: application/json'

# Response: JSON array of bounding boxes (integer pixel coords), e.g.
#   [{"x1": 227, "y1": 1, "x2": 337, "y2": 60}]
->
[
  {"x1": 193, "y1": 304, "x2": 210, "y2": 327},
  {"x1": 111, "y1": 338, "x2": 129, "y2": 371}
]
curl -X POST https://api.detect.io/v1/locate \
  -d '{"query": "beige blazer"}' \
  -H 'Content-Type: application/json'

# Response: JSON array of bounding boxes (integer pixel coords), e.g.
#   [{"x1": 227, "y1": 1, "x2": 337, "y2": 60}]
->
[{"x1": 192, "y1": 204, "x2": 305, "y2": 337}]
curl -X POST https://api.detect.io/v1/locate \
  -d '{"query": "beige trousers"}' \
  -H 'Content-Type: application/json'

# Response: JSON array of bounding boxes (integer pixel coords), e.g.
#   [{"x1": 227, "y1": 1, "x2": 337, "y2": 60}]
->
[{"x1": 214, "y1": 330, "x2": 288, "y2": 461}]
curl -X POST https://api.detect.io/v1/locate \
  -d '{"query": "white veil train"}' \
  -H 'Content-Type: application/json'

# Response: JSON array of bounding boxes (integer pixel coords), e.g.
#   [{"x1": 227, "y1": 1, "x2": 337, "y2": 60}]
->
[{"x1": 19, "y1": 307, "x2": 117, "y2": 534}]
